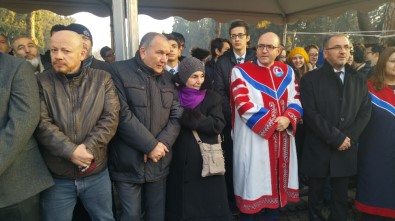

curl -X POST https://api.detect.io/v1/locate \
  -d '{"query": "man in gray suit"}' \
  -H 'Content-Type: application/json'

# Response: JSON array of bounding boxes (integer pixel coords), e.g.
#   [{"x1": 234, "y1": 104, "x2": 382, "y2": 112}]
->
[{"x1": 0, "y1": 52, "x2": 54, "y2": 221}]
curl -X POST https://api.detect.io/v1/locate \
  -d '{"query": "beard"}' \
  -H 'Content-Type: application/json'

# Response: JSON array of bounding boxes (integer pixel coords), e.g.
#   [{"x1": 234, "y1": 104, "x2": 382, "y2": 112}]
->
[{"x1": 26, "y1": 57, "x2": 40, "y2": 69}]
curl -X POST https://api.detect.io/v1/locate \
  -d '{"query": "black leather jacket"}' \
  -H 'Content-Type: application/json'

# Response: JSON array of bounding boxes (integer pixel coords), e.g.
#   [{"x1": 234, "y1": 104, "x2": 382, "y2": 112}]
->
[
  {"x1": 35, "y1": 67, "x2": 120, "y2": 179},
  {"x1": 108, "y1": 52, "x2": 182, "y2": 183}
]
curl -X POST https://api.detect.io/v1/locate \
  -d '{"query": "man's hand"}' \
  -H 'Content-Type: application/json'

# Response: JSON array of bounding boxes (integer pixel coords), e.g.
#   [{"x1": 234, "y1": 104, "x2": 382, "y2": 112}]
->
[
  {"x1": 147, "y1": 142, "x2": 169, "y2": 163},
  {"x1": 70, "y1": 144, "x2": 94, "y2": 167},
  {"x1": 275, "y1": 116, "x2": 291, "y2": 132},
  {"x1": 338, "y1": 137, "x2": 351, "y2": 151}
]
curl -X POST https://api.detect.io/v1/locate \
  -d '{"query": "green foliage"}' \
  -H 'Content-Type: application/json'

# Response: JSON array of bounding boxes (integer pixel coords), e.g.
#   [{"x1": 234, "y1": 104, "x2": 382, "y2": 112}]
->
[
  {"x1": 172, "y1": 3, "x2": 387, "y2": 52},
  {"x1": 0, "y1": 8, "x2": 75, "y2": 53}
]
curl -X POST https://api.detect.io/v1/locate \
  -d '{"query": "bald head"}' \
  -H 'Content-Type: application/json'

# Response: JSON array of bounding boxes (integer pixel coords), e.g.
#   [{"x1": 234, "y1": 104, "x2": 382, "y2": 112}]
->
[
  {"x1": 50, "y1": 30, "x2": 86, "y2": 74},
  {"x1": 256, "y1": 32, "x2": 281, "y2": 67}
]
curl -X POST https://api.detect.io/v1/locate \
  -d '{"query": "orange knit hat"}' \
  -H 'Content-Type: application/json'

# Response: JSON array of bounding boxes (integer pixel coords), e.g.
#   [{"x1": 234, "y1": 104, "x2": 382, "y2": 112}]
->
[{"x1": 287, "y1": 47, "x2": 309, "y2": 64}]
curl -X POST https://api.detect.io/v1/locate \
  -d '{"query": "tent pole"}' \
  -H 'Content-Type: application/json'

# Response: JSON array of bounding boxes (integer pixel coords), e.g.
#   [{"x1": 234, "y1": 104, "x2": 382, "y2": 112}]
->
[
  {"x1": 127, "y1": 0, "x2": 139, "y2": 58},
  {"x1": 112, "y1": 0, "x2": 127, "y2": 60}
]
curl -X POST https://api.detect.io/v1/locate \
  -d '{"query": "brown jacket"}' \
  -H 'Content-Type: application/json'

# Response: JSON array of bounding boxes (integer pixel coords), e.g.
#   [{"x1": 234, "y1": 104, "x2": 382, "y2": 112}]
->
[{"x1": 35, "y1": 67, "x2": 120, "y2": 179}]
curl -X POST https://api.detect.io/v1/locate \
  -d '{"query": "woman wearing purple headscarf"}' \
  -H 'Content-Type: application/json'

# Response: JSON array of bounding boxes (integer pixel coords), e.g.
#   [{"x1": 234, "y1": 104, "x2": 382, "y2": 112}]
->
[{"x1": 165, "y1": 57, "x2": 232, "y2": 221}]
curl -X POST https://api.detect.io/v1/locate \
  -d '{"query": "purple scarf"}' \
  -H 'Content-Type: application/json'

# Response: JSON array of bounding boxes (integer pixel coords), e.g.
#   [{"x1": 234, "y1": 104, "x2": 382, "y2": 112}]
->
[{"x1": 178, "y1": 87, "x2": 207, "y2": 109}]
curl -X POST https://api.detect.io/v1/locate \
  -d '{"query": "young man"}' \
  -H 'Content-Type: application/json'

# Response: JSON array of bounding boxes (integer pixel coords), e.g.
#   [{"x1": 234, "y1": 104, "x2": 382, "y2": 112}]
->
[
  {"x1": 163, "y1": 33, "x2": 181, "y2": 75},
  {"x1": 300, "y1": 34, "x2": 371, "y2": 221},
  {"x1": 214, "y1": 20, "x2": 256, "y2": 213}
]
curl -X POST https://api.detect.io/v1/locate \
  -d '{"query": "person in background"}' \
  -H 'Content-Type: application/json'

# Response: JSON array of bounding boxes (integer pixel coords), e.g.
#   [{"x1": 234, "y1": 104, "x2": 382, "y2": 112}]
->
[
  {"x1": 12, "y1": 36, "x2": 51, "y2": 74},
  {"x1": 214, "y1": 20, "x2": 256, "y2": 214},
  {"x1": 365, "y1": 43, "x2": 384, "y2": 78},
  {"x1": 287, "y1": 47, "x2": 312, "y2": 80},
  {"x1": 166, "y1": 57, "x2": 232, "y2": 221},
  {"x1": 276, "y1": 44, "x2": 287, "y2": 63},
  {"x1": 35, "y1": 30, "x2": 119, "y2": 221},
  {"x1": 205, "y1": 38, "x2": 231, "y2": 88},
  {"x1": 300, "y1": 34, "x2": 371, "y2": 221},
  {"x1": 0, "y1": 33, "x2": 12, "y2": 55},
  {"x1": 171, "y1": 31, "x2": 186, "y2": 61},
  {"x1": 0, "y1": 52, "x2": 54, "y2": 221},
  {"x1": 352, "y1": 43, "x2": 372, "y2": 78},
  {"x1": 100, "y1": 46, "x2": 116, "y2": 63},
  {"x1": 108, "y1": 32, "x2": 182, "y2": 221},
  {"x1": 305, "y1": 44, "x2": 320, "y2": 69},
  {"x1": 163, "y1": 33, "x2": 181, "y2": 75},
  {"x1": 355, "y1": 47, "x2": 395, "y2": 221},
  {"x1": 190, "y1": 47, "x2": 210, "y2": 63},
  {"x1": 231, "y1": 32, "x2": 302, "y2": 221}
]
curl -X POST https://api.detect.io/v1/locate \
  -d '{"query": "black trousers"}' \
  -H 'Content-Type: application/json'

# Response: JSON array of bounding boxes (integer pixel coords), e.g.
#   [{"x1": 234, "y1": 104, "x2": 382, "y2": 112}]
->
[
  {"x1": 361, "y1": 213, "x2": 395, "y2": 221},
  {"x1": 0, "y1": 194, "x2": 40, "y2": 221},
  {"x1": 308, "y1": 176, "x2": 350, "y2": 221}
]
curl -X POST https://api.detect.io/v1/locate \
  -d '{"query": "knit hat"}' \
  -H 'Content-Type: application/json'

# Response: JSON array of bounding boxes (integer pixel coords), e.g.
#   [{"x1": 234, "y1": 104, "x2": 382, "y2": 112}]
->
[
  {"x1": 176, "y1": 57, "x2": 205, "y2": 84},
  {"x1": 66, "y1": 23, "x2": 93, "y2": 45},
  {"x1": 287, "y1": 47, "x2": 309, "y2": 64}
]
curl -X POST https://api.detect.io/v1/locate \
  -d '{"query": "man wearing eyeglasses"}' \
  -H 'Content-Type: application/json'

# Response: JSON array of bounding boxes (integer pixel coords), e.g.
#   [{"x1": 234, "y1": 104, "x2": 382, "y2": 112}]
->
[
  {"x1": 300, "y1": 34, "x2": 371, "y2": 221},
  {"x1": 214, "y1": 20, "x2": 256, "y2": 214},
  {"x1": 230, "y1": 32, "x2": 302, "y2": 221}
]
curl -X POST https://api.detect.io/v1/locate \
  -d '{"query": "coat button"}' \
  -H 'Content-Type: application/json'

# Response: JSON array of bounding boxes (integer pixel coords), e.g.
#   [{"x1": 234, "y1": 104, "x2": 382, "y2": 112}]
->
[{"x1": 340, "y1": 117, "x2": 345, "y2": 121}]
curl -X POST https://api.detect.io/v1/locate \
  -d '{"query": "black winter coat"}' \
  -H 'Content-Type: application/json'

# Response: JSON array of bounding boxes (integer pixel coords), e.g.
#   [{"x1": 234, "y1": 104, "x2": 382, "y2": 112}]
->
[
  {"x1": 214, "y1": 49, "x2": 256, "y2": 125},
  {"x1": 299, "y1": 61, "x2": 371, "y2": 177},
  {"x1": 165, "y1": 90, "x2": 232, "y2": 221},
  {"x1": 108, "y1": 52, "x2": 182, "y2": 183}
]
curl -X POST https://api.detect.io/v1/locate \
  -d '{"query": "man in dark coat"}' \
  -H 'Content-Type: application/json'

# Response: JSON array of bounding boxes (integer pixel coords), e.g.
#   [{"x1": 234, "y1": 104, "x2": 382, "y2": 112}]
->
[
  {"x1": 214, "y1": 20, "x2": 256, "y2": 212},
  {"x1": 0, "y1": 53, "x2": 54, "y2": 221},
  {"x1": 108, "y1": 32, "x2": 182, "y2": 221},
  {"x1": 300, "y1": 34, "x2": 372, "y2": 221}
]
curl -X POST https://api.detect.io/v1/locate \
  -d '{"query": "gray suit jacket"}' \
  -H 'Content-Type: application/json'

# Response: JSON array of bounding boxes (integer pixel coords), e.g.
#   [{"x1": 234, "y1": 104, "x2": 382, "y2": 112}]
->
[{"x1": 0, "y1": 53, "x2": 53, "y2": 207}]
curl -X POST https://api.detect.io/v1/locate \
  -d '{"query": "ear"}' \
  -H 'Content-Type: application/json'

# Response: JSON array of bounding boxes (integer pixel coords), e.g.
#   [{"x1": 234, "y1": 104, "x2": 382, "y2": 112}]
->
[
  {"x1": 215, "y1": 48, "x2": 221, "y2": 56},
  {"x1": 246, "y1": 35, "x2": 251, "y2": 43},
  {"x1": 140, "y1": 47, "x2": 146, "y2": 59},
  {"x1": 80, "y1": 49, "x2": 87, "y2": 61}
]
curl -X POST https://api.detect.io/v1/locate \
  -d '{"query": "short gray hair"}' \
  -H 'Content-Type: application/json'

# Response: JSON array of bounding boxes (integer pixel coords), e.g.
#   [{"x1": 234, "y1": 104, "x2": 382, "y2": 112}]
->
[{"x1": 139, "y1": 32, "x2": 167, "y2": 49}]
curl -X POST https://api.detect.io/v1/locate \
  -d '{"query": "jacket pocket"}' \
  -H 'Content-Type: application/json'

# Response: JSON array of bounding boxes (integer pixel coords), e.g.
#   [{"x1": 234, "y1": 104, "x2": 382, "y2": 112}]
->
[
  {"x1": 123, "y1": 83, "x2": 147, "y2": 107},
  {"x1": 160, "y1": 87, "x2": 174, "y2": 109}
]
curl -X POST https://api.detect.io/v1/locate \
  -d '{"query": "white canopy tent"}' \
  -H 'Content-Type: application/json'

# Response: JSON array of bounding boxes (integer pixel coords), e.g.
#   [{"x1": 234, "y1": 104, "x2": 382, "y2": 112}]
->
[{"x1": 1, "y1": 0, "x2": 392, "y2": 60}]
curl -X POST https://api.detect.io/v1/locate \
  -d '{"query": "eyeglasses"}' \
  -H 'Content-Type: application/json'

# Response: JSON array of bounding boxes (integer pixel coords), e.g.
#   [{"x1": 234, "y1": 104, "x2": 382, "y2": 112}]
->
[
  {"x1": 308, "y1": 53, "x2": 318, "y2": 57},
  {"x1": 257, "y1": 44, "x2": 278, "y2": 51},
  {"x1": 325, "y1": 45, "x2": 352, "y2": 52},
  {"x1": 230, "y1": 33, "x2": 246, "y2": 40},
  {"x1": 366, "y1": 51, "x2": 373, "y2": 54}
]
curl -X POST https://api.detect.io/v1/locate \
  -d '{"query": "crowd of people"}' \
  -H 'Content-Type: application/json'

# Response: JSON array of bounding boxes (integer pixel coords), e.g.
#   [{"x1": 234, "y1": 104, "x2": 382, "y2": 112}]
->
[{"x1": 0, "y1": 18, "x2": 394, "y2": 221}]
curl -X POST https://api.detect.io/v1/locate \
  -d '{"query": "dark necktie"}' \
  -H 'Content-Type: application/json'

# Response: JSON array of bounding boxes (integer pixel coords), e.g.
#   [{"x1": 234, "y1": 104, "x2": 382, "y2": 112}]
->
[
  {"x1": 336, "y1": 71, "x2": 344, "y2": 83},
  {"x1": 169, "y1": 69, "x2": 175, "y2": 75},
  {"x1": 236, "y1": 57, "x2": 243, "y2": 64}
]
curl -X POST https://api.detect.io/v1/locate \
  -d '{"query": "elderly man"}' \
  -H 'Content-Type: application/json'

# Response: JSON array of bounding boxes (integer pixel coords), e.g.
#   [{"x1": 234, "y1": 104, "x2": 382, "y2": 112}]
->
[
  {"x1": 12, "y1": 36, "x2": 50, "y2": 74},
  {"x1": 108, "y1": 32, "x2": 182, "y2": 221},
  {"x1": 300, "y1": 34, "x2": 371, "y2": 221},
  {"x1": 35, "y1": 30, "x2": 120, "y2": 221},
  {"x1": 230, "y1": 32, "x2": 302, "y2": 221},
  {"x1": 0, "y1": 52, "x2": 53, "y2": 221}
]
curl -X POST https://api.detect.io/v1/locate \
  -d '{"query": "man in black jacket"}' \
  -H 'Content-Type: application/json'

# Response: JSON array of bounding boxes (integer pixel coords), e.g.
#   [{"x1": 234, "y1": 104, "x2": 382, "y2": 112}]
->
[
  {"x1": 108, "y1": 32, "x2": 182, "y2": 221},
  {"x1": 214, "y1": 20, "x2": 256, "y2": 213},
  {"x1": 300, "y1": 34, "x2": 371, "y2": 221}
]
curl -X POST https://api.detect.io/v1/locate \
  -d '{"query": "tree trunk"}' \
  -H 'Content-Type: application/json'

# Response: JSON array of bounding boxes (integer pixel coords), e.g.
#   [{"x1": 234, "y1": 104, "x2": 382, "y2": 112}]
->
[
  {"x1": 26, "y1": 12, "x2": 35, "y2": 39},
  {"x1": 357, "y1": 11, "x2": 376, "y2": 44},
  {"x1": 214, "y1": 21, "x2": 221, "y2": 38}
]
